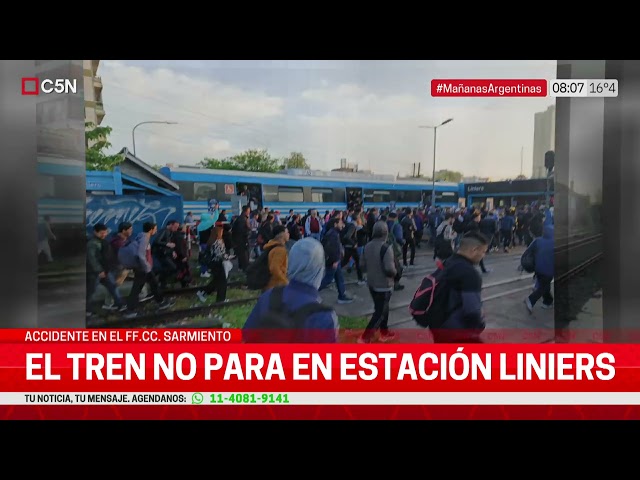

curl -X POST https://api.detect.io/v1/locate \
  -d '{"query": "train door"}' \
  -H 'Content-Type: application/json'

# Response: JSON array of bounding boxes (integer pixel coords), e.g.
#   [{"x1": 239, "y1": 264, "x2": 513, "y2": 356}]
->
[
  {"x1": 485, "y1": 197, "x2": 494, "y2": 211},
  {"x1": 346, "y1": 187, "x2": 363, "y2": 210},
  {"x1": 236, "y1": 182, "x2": 263, "y2": 211}
]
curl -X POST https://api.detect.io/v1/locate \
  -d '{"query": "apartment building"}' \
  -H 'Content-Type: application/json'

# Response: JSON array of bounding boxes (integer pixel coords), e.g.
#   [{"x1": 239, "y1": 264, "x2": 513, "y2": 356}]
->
[{"x1": 84, "y1": 60, "x2": 104, "y2": 126}]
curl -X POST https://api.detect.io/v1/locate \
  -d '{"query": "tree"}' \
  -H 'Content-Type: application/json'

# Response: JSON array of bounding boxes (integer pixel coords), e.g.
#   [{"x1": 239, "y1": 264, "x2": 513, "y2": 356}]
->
[
  {"x1": 281, "y1": 152, "x2": 310, "y2": 170},
  {"x1": 199, "y1": 149, "x2": 281, "y2": 173},
  {"x1": 434, "y1": 169, "x2": 463, "y2": 183},
  {"x1": 515, "y1": 174, "x2": 528, "y2": 180},
  {"x1": 85, "y1": 122, "x2": 125, "y2": 171}
]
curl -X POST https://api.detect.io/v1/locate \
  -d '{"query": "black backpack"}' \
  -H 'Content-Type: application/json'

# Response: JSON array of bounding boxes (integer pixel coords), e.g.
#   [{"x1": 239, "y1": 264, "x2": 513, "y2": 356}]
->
[
  {"x1": 249, "y1": 286, "x2": 334, "y2": 342},
  {"x1": 409, "y1": 264, "x2": 451, "y2": 328},
  {"x1": 245, "y1": 245, "x2": 283, "y2": 290}
]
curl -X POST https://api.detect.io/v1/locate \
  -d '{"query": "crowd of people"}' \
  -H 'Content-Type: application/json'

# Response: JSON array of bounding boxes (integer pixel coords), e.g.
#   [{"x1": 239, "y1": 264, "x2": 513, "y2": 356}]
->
[{"x1": 86, "y1": 199, "x2": 554, "y2": 343}]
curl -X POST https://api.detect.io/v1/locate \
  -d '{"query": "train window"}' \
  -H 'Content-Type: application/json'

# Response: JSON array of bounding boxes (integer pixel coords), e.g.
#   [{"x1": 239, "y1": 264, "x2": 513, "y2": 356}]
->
[
  {"x1": 194, "y1": 183, "x2": 217, "y2": 201},
  {"x1": 38, "y1": 175, "x2": 85, "y2": 200},
  {"x1": 365, "y1": 190, "x2": 391, "y2": 203},
  {"x1": 176, "y1": 182, "x2": 194, "y2": 201},
  {"x1": 311, "y1": 188, "x2": 334, "y2": 203},
  {"x1": 395, "y1": 190, "x2": 421, "y2": 204},
  {"x1": 332, "y1": 188, "x2": 346, "y2": 203},
  {"x1": 279, "y1": 187, "x2": 304, "y2": 202},
  {"x1": 263, "y1": 185, "x2": 279, "y2": 203}
]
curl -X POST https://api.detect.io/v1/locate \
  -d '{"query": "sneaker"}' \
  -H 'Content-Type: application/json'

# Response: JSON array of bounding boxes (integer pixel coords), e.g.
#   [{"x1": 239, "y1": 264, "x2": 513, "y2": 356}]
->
[
  {"x1": 102, "y1": 304, "x2": 120, "y2": 311},
  {"x1": 357, "y1": 280, "x2": 367, "y2": 286},
  {"x1": 541, "y1": 303, "x2": 553, "y2": 310},
  {"x1": 118, "y1": 305, "x2": 128, "y2": 312},
  {"x1": 378, "y1": 330, "x2": 397, "y2": 342},
  {"x1": 201, "y1": 272, "x2": 211, "y2": 278},
  {"x1": 158, "y1": 299, "x2": 176, "y2": 310},
  {"x1": 196, "y1": 291, "x2": 207, "y2": 303},
  {"x1": 139, "y1": 293, "x2": 154, "y2": 302},
  {"x1": 525, "y1": 298, "x2": 533, "y2": 314},
  {"x1": 337, "y1": 295, "x2": 354, "y2": 304},
  {"x1": 123, "y1": 310, "x2": 138, "y2": 319},
  {"x1": 86, "y1": 311, "x2": 93, "y2": 317}
]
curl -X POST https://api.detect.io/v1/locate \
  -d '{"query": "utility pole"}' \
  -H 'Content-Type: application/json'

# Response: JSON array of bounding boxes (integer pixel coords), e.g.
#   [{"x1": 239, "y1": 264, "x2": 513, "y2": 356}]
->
[{"x1": 520, "y1": 146, "x2": 524, "y2": 177}]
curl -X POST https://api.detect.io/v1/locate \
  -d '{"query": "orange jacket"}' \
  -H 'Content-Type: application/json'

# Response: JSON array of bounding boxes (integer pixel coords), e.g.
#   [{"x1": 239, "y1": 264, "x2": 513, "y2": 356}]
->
[{"x1": 264, "y1": 239, "x2": 288, "y2": 291}]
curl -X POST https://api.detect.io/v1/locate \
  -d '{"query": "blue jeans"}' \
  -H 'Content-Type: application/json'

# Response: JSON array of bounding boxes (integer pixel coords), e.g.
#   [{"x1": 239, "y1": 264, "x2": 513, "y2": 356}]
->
[
  {"x1": 199, "y1": 244, "x2": 208, "y2": 274},
  {"x1": 320, "y1": 263, "x2": 347, "y2": 299}
]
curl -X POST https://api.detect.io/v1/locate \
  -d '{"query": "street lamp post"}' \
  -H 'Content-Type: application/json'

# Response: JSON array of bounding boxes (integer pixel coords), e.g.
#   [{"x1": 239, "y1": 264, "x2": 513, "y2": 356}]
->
[
  {"x1": 132, "y1": 121, "x2": 178, "y2": 156},
  {"x1": 419, "y1": 118, "x2": 453, "y2": 208}
]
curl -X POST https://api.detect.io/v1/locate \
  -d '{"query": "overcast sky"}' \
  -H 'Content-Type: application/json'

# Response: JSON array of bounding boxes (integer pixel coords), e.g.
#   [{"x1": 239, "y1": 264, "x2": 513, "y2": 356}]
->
[{"x1": 100, "y1": 60, "x2": 557, "y2": 179}]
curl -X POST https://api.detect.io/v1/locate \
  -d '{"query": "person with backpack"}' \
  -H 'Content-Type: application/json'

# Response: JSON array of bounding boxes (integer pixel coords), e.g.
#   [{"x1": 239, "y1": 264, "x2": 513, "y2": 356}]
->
[
  {"x1": 244, "y1": 224, "x2": 288, "y2": 292},
  {"x1": 434, "y1": 212, "x2": 456, "y2": 265},
  {"x1": 262, "y1": 224, "x2": 289, "y2": 291},
  {"x1": 386, "y1": 212, "x2": 405, "y2": 291},
  {"x1": 340, "y1": 216, "x2": 365, "y2": 285},
  {"x1": 196, "y1": 226, "x2": 230, "y2": 304},
  {"x1": 319, "y1": 217, "x2": 354, "y2": 304},
  {"x1": 358, "y1": 220, "x2": 398, "y2": 343},
  {"x1": 243, "y1": 237, "x2": 339, "y2": 343},
  {"x1": 525, "y1": 224, "x2": 554, "y2": 313},
  {"x1": 410, "y1": 231, "x2": 489, "y2": 343},
  {"x1": 118, "y1": 222, "x2": 175, "y2": 317}
]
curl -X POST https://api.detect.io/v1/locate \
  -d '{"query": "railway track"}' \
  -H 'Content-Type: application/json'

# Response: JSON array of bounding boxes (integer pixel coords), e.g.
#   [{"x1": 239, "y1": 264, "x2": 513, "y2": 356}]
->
[{"x1": 87, "y1": 233, "x2": 603, "y2": 330}]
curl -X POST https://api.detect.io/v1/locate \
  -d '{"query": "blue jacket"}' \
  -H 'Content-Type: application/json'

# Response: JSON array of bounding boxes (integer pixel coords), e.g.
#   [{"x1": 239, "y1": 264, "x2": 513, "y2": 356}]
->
[
  {"x1": 500, "y1": 215, "x2": 515, "y2": 231},
  {"x1": 243, "y1": 280, "x2": 339, "y2": 343},
  {"x1": 413, "y1": 215, "x2": 423, "y2": 232},
  {"x1": 117, "y1": 232, "x2": 151, "y2": 273},
  {"x1": 386, "y1": 220, "x2": 404, "y2": 245},
  {"x1": 528, "y1": 225, "x2": 554, "y2": 277}
]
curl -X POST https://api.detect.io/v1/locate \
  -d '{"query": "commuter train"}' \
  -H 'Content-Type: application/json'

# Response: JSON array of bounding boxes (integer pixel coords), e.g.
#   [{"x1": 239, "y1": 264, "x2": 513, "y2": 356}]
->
[
  {"x1": 38, "y1": 155, "x2": 85, "y2": 226},
  {"x1": 159, "y1": 165, "x2": 462, "y2": 218},
  {"x1": 38, "y1": 154, "x2": 86, "y2": 253}
]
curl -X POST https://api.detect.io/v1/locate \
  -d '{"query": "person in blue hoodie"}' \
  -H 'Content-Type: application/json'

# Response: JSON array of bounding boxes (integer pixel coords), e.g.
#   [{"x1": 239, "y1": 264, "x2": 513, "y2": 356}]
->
[
  {"x1": 525, "y1": 224, "x2": 554, "y2": 313},
  {"x1": 499, "y1": 210, "x2": 516, "y2": 252},
  {"x1": 243, "y1": 237, "x2": 339, "y2": 343}
]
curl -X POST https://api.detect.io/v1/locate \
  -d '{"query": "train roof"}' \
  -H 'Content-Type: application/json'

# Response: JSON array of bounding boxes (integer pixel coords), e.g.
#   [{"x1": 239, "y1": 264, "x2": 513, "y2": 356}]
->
[{"x1": 163, "y1": 165, "x2": 459, "y2": 187}]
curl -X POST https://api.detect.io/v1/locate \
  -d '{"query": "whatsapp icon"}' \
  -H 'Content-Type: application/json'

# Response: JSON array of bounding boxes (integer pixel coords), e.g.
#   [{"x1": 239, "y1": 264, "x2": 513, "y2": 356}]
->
[{"x1": 191, "y1": 392, "x2": 204, "y2": 404}]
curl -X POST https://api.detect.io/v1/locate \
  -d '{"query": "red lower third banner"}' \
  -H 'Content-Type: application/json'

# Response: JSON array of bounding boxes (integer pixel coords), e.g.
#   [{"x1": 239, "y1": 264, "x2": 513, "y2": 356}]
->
[{"x1": 3, "y1": 329, "x2": 640, "y2": 419}]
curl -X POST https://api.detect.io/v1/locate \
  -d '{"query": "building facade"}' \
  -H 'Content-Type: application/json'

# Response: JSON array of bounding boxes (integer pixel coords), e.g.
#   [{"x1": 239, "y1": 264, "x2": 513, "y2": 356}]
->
[
  {"x1": 532, "y1": 104, "x2": 556, "y2": 179},
  {"x1": 83, "y1": 60, "x2": 104, "y2": 126}
]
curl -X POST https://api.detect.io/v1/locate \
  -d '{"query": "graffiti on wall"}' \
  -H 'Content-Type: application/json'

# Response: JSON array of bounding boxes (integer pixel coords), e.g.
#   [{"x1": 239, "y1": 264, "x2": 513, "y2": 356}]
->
[{"x1": 86, "y1": 195, "x2": 183, "y2": 235}]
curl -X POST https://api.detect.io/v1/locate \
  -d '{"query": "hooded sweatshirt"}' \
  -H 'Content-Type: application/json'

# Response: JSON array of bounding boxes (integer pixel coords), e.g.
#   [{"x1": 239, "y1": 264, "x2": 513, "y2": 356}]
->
[
  {"x1": 529, "y1": 224, "x2": 554, "y2": 277},
  {"x1": 118, "y1": 232, "x2": 152, "y2": 273},
  {"x1": 243, "y1": 238, "x2": 338, "y2": 343},
  {"x1": 361, "y1": 221, "x2": 397, "y2": 292}
]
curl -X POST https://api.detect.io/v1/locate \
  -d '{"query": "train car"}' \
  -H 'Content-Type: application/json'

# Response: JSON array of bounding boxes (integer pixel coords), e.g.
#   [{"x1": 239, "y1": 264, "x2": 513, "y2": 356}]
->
[
  {"x1": 159, "y1": 165, "x2": 461, "y2": 218},
  {"x1": 38, "y1": 155, "x2": 85, "y2": 227},
  {"x1": 463, "y1": 178, "x2": 554, "y2": 210},
  {"x1": 37, "y1": 154, "x2": 86, "y2": 254}
]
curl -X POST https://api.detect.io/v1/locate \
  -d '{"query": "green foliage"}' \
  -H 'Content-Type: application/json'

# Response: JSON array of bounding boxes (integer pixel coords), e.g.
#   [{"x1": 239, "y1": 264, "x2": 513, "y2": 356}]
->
[
  {"x1": 281, "y1": 152, "x2": 310, "y2": 170},
  {"x1": 85, "y1": 122, "x2": 125, "y2": 171},
  {"x1": 199, "y1": 149, "x2": 281, "y2": 173},
  {"x1": 434, "y1": 169, "x2": 463, "y2": 183}
]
